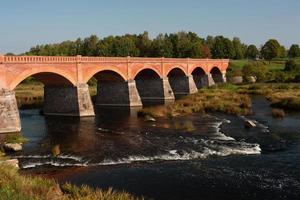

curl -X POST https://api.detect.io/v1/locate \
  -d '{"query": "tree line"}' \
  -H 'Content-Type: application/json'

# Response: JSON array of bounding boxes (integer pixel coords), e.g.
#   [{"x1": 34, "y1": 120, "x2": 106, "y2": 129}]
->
[{"x1": 20, "y1": 31, "x2": 300, "y2": 60}]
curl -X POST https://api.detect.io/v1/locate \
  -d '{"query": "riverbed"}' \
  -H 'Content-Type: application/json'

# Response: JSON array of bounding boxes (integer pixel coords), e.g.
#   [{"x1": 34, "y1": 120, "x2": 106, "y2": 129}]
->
[{"x1": 11, "y1": 95, "x2": 300, "y2": 200}]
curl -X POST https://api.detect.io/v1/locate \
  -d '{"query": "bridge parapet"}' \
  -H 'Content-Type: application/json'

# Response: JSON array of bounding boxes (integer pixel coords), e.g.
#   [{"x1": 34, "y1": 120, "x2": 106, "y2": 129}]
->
[
  {"x1": 2, "y1": 55, "x2": 229, "y2": 65},
  {"x1": 3, "y1": 56, "x2": 77, "y2": 63}
]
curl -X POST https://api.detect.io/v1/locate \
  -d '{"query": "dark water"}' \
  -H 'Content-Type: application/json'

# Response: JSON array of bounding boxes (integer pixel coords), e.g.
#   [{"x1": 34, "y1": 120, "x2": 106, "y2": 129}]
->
[{"x1": 12, "y1": 96, "x2": 300, "y2": 200}]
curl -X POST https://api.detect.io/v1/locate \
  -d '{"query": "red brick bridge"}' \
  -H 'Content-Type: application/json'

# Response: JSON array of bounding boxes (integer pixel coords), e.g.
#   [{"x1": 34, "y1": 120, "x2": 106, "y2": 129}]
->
[{"x1": 0, "y1": 55, "x2": 229, "y2": 133}]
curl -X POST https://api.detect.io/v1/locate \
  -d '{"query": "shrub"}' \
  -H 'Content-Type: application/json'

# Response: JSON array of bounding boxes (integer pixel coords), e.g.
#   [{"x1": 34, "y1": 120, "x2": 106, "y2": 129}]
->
[
  {"x1": 242, "y1": 62, "x2": 268, "y2": 82},
  {"x1": 227, "y1": 62, "x2": 243, "y2": 78},
  {"x1": 284, "y1": 60, "x2": 300, "y2": 72}
]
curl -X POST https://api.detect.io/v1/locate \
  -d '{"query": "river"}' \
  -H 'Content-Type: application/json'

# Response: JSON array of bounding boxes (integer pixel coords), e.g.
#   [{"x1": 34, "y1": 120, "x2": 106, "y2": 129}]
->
[{"x1": 10, "y1": 95, "x2": 300, "y2": 200}]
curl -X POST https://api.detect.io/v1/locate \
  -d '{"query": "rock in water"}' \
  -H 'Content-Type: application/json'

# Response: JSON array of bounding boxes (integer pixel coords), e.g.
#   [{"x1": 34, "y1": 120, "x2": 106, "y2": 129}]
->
[
  {"x1": 4, "y1": 143, "x2": 22, "y2": 152},
  {"x1": 0, "y1": 159, "x2": 19, "y2": 168},
  {"x1": 244, "y1": 120, "x2": 256, "y2": 129},
  {"x1": 144, "y1": 115, "x2": 156, "y2": 122}
]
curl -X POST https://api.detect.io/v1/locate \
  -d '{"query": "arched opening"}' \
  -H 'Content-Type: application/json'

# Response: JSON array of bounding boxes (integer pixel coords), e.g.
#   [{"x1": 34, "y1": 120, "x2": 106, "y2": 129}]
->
[
  {"x1": 134, "y1": 69, "x2": 161, "y2": 80},
  {"x1": 14, "y1": 72, "x2": 75, "y2": 110},
  {"x1": 135, "y1": 69, "x2": 173, "y2": 105},
  {"x1": 90, "y1": 70, "x2": 142, "y2": 107},
  {"x1": 14, "y1": 72, "x2": 94, "y2": 117},
  {"x1": 210, "y1": 67, "x2": 224, "y2": 83},
  {"x1": 192, "y1": 67, "x2": 207, "y2": 88},
  {"x1": 0, "y1": 71, "x2": 94, "y2": 133},
  {"x1": 167, "y1": 68, "x2": 189, "y2": 98}
]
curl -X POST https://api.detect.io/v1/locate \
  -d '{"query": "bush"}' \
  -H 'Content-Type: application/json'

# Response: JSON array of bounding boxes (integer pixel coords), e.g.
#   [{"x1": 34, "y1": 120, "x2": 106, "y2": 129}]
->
[
  {"x1": 284, "y1": 60, "x2": 300, "y2": 72},
  {"x1": 242, "y1": 62, "x2": 269, "y2": 82},
  {"x1": 226, "y1": 62, "x2": 243, "y2": 78}
]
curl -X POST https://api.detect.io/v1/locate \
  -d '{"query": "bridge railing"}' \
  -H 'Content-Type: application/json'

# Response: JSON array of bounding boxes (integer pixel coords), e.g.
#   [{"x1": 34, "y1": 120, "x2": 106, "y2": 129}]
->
[
  {"x1": 3, "y1": 56, "x2": 76, "y2": 63},
  {"x1": 1, "y1": 55, "x2": 229, "y2": 64}
]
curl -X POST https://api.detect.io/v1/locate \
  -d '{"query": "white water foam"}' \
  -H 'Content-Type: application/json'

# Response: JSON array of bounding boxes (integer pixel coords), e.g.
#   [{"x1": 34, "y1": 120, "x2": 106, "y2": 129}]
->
[
  {"x1": 20, "y1": 140, "x2": 261, "y2": 169},
  {"x1": 14, "y1": 154, "x2": 83, "y2": 162}
]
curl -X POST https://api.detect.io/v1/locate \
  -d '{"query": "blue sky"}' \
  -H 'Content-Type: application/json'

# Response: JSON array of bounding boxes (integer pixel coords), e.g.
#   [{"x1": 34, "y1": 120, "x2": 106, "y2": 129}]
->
[{"x1": 1, "y1": 0, "x2": 300, "y2": 54}]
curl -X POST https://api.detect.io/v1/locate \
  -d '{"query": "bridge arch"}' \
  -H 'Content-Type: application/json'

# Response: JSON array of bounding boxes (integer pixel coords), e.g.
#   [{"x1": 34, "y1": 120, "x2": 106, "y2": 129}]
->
[
  {"x1": 83, "y1": 66, "x2": 127, "y2": 84},
  {"x1": 192, "y1": 67, "x2": 207, "y2": 89},
  {"x1": 9, "y1": 68, "x2": 77, "y2": 90},
  {"x1": 132, "y1": 67, "x2": 162, "y2": 80},
  {"x1": 134, "y1": 68, "x2": 170, "y2": 105},
  {"x1": 165, "y1": 66, "x2": 187, "y2": 77},
  {"x1": 134, "y1": 68, "x2": 161, "y2": 80},
  {"x1": 210, "y1": 67, "x2": 224, "y2": 83},
  {"x1": 167, "y1": 68, "x2": 190, "y2": 97}
]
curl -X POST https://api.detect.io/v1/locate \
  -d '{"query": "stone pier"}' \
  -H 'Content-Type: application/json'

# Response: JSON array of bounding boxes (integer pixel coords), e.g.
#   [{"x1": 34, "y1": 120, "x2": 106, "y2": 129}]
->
[
  {"x1": 136, "y1": 77, "x2": 175, "y2": 105},
  {"x1": 43, "y1": 83, "x2": 95, "y2": 116},
  {"x1": 0, "y1": 90, "x2": 21, "y2": 133},
  {"x1": 96, "y1": 80, "x2": 142, "y2": 107},
  {"x1": 169, "y1": 75, "x2": 198, "y2": 98}
]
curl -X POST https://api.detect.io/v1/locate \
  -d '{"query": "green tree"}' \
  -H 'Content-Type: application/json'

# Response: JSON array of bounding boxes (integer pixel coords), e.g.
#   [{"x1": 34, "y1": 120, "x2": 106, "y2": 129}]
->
[
  {"x1": 175, "y1": 32, "x2": 205, "y2": 58},
  {"x1": 82, "y1": 35, "x2": 99, "y2": 56},
  {"x1": 205, "y1": 35, "x2": 215, "y2": 50},
  {"x1": 211, "y1": 36, "x2": 235, "y2": 59},
  {"x1": 242, "y1": 62, "x2": 269, "y2": 82},
  {"x1": 136, "y1": 31, "x2": 152, "y2": 57},
  {"x1": 151, "y1": 34, "x2": 173, "y2": 57},
  {"x1": 288, "y1": 44, "x2": 300, "y2": 58},
  {"x1": 232, "y1": 37, "x2": 246, "y2": 59},
  {"x1": 284, "y1": 60, "x2": 300, "y2": 71},
  {"x1": 261, "y1": 39, "x2": 281, "y2": 61},
  {"x1": 246, "y1": 44, "x2": 259, "y2": 59},
  {"x1": 112, "y1": 35, "x2": 140, "y2": 56}
]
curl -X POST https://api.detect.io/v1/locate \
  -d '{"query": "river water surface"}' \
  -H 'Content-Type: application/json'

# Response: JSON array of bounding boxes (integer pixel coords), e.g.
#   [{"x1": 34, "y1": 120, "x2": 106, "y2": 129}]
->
[{"x1": 11, "y1": 96, "x2": 300, "y2": 200}]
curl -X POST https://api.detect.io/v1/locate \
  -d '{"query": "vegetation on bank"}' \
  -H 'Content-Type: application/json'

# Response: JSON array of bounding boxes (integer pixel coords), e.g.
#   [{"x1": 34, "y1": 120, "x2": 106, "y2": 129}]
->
[
  {"x1": 139, "y1": 84, "x2": 252, "y2": 118},
  {"x1": 2, "y1": 134, "x2": 28, "y2": 144},
  {"x1": 139, "y1": 82, "x2": 300, "y2": 119},
  {"x1": 0, "y1": 164, "x2": 141, "y2": 200},
  {"x1": 227, "y1": 58, "x2": 300, "y2": 83},
  {"x1": 237, "y1": 83, "x2": 300, "y2": 110}
]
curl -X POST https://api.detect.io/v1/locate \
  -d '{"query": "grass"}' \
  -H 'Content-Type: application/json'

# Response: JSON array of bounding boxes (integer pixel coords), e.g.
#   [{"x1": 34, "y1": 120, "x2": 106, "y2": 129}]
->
[
  {"x1": 3, "y1": 134, "x2": 28, "y2": 144},
  {"x1": 139, "y1": 82, "x2": 300, "y2": 119},
  {"x1": 237, "y1": 83, "x2": 300, "y2": 110},
  {"x1": 0, "y1": 164, "x2": 141, "y2": 200},
  {"x1": 230, "y1": 59, "x2": 300, "y2": 72},
  {"x1": 230, "y1": 59, "x2": 285, "y2": 71}
]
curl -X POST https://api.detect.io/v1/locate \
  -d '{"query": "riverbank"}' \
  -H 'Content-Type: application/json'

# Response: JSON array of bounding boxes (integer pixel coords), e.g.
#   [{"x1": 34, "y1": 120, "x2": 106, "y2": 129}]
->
[
  {"x1": 237, "y1": 83, "x2": 300, "y2": 110},
  {"x1": 0, "y1": 163, "x2": 141, "y2": 200},
  {"x1": 139, "y1": 83, "x2": 300, "y2": 119}
]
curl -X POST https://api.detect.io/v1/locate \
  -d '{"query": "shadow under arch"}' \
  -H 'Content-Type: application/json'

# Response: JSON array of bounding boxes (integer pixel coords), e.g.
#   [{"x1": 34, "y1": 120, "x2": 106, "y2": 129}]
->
[
  {"x1": 210, "y1": 67, "x2": 224, "y2": 83},
  {"x1": 192, "y1": 67, "x2": 208, "y2": 88},
  {"x1": 16, "y1": 72, "x2": 94, "y2": 117},
  {"x1": 90, "y1": 70, "x2": 142, "y2": 107},
  {"x1": 134, "y1": 68, "x2": 174, "y2": 105},
  {"x1": 9, "y1": 69, "x2": 76, "y2": 90},
  {"x1": 167, "y1": 68, "x2": 190, "y2": 98}
]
